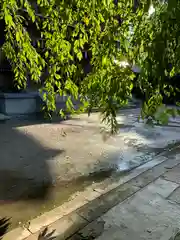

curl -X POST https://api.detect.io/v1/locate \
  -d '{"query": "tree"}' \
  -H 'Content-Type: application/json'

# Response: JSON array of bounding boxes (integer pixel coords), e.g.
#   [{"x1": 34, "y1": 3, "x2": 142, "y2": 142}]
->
[
  {"x1": 0, "y1": 0, "x2": 179, "y2": 132},
  {"x1": 134, "y1": 0, "x2": 180, "y2": 124}
]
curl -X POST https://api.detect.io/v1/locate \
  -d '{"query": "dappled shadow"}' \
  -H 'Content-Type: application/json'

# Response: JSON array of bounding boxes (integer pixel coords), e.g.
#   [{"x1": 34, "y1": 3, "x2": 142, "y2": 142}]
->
[
  {"x1": 116, "y1": 108, "x2": 180, "y2": 144},
  {"x1": 38, "y1": 227, "x2": 56, "y2": 240},
  {"x1": 0, "y1": 218, "x2": 10, "y2": 239},
  {"x1": 69, "y1": 220, "x2": 105, "y2": 240},
  {"x1": 35, "y1": 218, "x2": 105, "y2": 240}
]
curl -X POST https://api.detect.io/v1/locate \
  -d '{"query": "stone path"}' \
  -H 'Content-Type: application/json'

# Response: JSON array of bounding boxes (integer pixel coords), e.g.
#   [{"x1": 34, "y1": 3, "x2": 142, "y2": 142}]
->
[{"x1": 71, "y1": 153, "x2": 180, "y2": 240}]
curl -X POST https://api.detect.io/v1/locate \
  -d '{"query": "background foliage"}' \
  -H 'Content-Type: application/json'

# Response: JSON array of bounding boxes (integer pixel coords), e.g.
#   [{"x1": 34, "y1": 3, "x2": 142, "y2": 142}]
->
[
  {"x1": 0, "y1": 0, "x2": 180, "y2": 132},
  {"x1": 134, "y1": 0, "x2": 180, "y2": 122}
]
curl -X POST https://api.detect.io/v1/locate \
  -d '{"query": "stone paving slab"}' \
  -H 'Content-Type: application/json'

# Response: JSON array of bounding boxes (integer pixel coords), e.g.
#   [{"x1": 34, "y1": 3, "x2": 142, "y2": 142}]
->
[
  {"x1": 168, "y1": 187, "x2": 180, "y2": 205},
  {"x1": 130, "y1": 156, "x2": 180, "y2": 189},
  {"x1": 145, "y1": 178, "x2": 179, "y2": 198},
  {"x1": 163, "y1": 165, "x2": 180, "y2": 184},
  {"x1": 76, "y1": 184, "x2": 140, "y2": 223},
  {"x1": 86, "y1": 179, "x2": 180, "y2": 240}
]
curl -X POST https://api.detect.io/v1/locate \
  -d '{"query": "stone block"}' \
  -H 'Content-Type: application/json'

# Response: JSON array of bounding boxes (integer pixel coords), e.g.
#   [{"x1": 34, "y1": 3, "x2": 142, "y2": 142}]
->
[
  {"x1": 131, "y1": 158, "x2": 180, "y2": 189},
  {"x1": 163, "y1": 164, "x2": 180, "y2": 184},
  {"x1": 146, "y1": 178, "x2": 179, "y2": 198},
  {"x1": 26, "y1": 213, "x2": 87, "y2": 240},
  {"x1": 3, "y1": 227, "x2": 30, "y2": 240},
  {"x1": 46, "y1": 212, "x2": 87, "y2": 240},
  {"x1": 168, "y1": 187, "x2": 180, "y2": 204},
  {"x1": 0, "y1": 92, "x2": 42, "y2": 116}
]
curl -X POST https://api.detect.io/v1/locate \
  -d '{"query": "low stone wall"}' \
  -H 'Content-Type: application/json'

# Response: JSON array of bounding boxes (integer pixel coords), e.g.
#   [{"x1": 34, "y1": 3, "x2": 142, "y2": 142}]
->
[
  {"x1": 0, "y1": 92, "x2": 82, "y2": 116},
  {"x1": 0, "y1": 92, "x2": 42, "y2": 116}
]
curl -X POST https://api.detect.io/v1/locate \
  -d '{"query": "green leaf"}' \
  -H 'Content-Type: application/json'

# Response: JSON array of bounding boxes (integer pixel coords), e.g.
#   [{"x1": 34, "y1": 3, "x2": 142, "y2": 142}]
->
[
  {"x1": 55, "y1": 74, "x2": 61, "y2": 80},
  {"x1": 16, "y1": 32, "x2": 21, "y2": 42},
  {"x1": 77, "y1": 51, "x2": 83, "y2": 61},
  {"x1": 102, "y1": 56, "x2": 107, "y2": 66},
  {"x1": 45, "y1": 51, "x2": 49, "y2": 58}
]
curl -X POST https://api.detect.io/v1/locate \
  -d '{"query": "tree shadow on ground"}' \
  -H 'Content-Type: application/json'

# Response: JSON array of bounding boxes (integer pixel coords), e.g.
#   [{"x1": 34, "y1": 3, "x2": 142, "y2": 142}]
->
[
  {"x1": 67, "y1": 219, "x2": 105, "y2": 240},
  {"x1": 0, "y1": 119, "x2": 67, "y2": 230},
  {"x1": 38, "y1": 227, "x2": 56, "y2": 240},
  {"x1": 0, "y1": 218, "x2": 10, "y2": 239},
  {"x1": 0, "y1": 122, "x2": 64, "y2": 202},
  {"x1": 0, "y1": 118, "x2": 121, "y2": 231}
]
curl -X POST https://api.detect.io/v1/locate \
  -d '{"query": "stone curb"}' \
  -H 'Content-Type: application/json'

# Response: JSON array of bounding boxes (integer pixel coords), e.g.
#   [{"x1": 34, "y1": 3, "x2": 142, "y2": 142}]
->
[{"x1": 3, "y1": 148, "x2": 180, "y2": 240}]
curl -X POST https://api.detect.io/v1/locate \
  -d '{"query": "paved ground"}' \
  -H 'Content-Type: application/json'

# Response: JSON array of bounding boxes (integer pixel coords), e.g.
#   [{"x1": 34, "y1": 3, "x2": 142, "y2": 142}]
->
[
  {"x1": 71, "y1": 155, "x2": 180, "y2": 240},
  {"x1": 18, "y1": 148, "x2": 180, "y2": 240},
  {"x1": 1, "y1": 107, "x2": 180, "y2": 233}
]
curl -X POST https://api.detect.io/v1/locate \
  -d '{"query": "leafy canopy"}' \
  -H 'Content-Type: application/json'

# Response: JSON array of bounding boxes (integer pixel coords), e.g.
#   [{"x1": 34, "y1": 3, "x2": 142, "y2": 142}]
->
[
  {"x1": 0, "y1": 0, "x2": 179, "y2": 132},
  {"x1": 135, "y1": 0, "x2": 180, "y2": 124}
]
